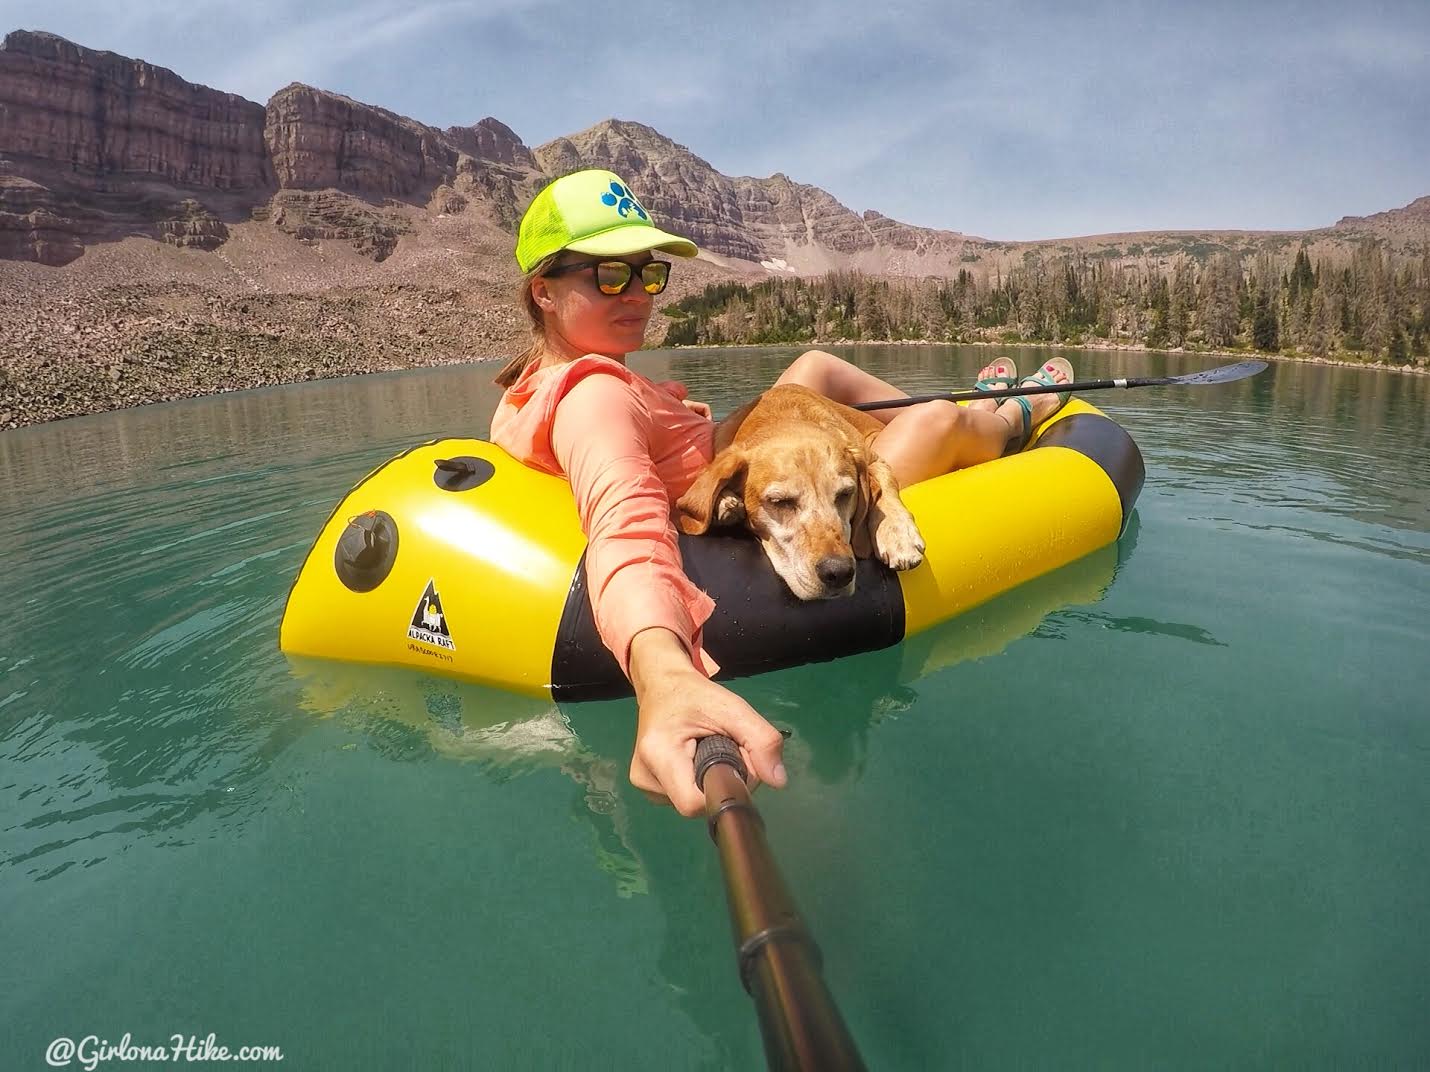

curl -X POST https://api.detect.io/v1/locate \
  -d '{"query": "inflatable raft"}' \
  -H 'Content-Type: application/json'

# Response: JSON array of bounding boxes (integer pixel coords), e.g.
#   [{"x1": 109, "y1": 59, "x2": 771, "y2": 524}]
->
[{"x1": 279, "y1": 398, "x2": 1144, "y2": 700}]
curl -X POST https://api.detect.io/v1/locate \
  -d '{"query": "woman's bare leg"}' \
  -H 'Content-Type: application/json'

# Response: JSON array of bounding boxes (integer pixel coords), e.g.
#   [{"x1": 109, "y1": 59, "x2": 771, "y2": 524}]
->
[
  {"x1": 775, "y1": 349, "x2": 1069, "y2": 487},
  {"x1": 773, "y1": 349, "x2": 910, "y2": 424},
  {"x1": 870, "y1": 402, "x2": 1012, "y2": 484}
]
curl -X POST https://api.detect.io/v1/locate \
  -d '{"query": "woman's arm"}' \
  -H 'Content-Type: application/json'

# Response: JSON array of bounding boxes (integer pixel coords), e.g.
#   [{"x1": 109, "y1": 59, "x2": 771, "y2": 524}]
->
[
  {"x1": 627, "y1": 627, "x2": 785, "y2": 816},
  {"x1": 654, "y1": 377, "x2": 712, "y2": 421},
  {"x1": 551, "y1": 371, "x2": 785, "y2": 815}
]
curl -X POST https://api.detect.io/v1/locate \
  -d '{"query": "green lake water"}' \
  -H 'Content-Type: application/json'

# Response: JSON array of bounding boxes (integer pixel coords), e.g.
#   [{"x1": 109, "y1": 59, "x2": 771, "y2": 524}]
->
[{"x1": 2, "y1": 345, "x2": 1427, "y2": 1068}]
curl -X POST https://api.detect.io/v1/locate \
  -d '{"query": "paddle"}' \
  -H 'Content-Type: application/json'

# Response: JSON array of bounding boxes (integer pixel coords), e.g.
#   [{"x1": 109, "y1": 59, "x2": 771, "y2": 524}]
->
[
  {"x1": 850, "y1": 359, "x2": 1268, "y2": 413},
  {"x1": 695, "y1": 735, "x2": 866, "y2": 1071}
]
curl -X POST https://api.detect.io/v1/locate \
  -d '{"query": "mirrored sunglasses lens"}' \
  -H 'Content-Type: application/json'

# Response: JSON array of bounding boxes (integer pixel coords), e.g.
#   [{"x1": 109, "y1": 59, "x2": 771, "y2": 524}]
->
[
  {"x1": 595, "y1": 262, "x2": 633, "y2": 294},
  {"x1": 641, "y1": 262, "x2": 670, "y2": 294}
]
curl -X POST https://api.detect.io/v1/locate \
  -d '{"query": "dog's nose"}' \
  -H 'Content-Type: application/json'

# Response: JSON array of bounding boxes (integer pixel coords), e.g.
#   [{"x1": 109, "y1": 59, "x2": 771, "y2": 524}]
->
[{"x1": 816, "y1": 556, "x2": 855, "y2": 591}]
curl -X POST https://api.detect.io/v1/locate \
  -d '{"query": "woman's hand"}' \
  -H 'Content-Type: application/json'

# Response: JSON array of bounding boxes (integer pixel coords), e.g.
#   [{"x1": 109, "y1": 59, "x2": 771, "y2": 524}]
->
[
  {"x1": 627, "y1": 627, "x2": 786, "y2": 816},
  {"x1": 681, "y1": 398, "x2": 713, "y2": 420}
]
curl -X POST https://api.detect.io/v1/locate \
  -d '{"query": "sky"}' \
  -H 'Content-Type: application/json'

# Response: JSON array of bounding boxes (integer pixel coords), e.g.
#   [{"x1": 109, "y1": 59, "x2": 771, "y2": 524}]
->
[{"x1": 5, "y1": 0, "x2": 1428, "y2": 240}]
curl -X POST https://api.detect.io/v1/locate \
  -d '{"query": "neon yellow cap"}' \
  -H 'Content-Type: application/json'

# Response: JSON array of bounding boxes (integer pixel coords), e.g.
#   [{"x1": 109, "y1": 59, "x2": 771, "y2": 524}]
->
[{"x1": 515, "y1": 169, "x2": 698, "y2": 273}]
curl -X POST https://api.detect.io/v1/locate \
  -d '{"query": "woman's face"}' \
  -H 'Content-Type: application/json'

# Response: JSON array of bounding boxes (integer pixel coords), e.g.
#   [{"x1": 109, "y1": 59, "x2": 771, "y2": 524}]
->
[{"x1": 532, "y1": 252, "x2": 656, "y2": 360}]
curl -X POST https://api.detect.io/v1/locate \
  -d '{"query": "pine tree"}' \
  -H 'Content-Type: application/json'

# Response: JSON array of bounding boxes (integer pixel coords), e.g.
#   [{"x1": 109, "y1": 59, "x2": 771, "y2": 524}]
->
[
  {"x1": 1253, "y1": 284, "x2": 1279, "y2": 351},
  {"x1": 854, "y1": 279, "x2": 886, "y2": 340},
  {"x1": 1308, "y1": 286, "x2": 1331, "y2": 355},
  {"x1": 1290, "y1": 247, "x2": 1315, "y2": 302},
  {"x1": 1146, "y1": 275, "x2": 1170, "y2": 349},
  {"x1": 722, "y1": 295, "x2": 751, "y2": 341},
  {"x1": 1202, "y1": 255, "x2": 1241, "y2": 347},
  {"x1": 1388, "y1": 328, "x2": 1408, "y2": 364},
  {"x1": 1169, "y1": 258, "x2": 1195, "y2": 346},
  {"x1": 914, "y1": 279, "x2": 947, "y2": 340}
]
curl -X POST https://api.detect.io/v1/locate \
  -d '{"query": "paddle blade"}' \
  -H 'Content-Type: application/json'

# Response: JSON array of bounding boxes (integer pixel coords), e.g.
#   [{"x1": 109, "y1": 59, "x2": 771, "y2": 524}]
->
[{"x1": 1172, "y1": 360, "x2": 1268, "y2": 384}]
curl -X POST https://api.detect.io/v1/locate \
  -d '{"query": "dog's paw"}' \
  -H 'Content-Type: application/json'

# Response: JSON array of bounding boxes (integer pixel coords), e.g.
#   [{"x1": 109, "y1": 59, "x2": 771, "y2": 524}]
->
[
  {"x1": 715, "y1": 490, "x2": 745, "y2": 526},
  {"x1": 874, "y1": 515, "x2": 925, "y2": 571}
]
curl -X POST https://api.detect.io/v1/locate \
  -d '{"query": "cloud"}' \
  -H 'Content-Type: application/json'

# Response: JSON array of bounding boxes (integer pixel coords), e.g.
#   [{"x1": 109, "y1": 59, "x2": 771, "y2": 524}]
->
[
  {"x1": 210, "y1": 4, "x2": 475, "y2": 101},
  {"x1": 208, "y1": 1, "x2": 566, "y2": 105}
]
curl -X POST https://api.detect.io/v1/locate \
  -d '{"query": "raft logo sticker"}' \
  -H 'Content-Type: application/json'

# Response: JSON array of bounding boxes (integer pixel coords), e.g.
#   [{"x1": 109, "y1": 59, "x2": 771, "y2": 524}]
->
[{"x1": 407, "y1": 579, "x2": 455, "y2": 651}]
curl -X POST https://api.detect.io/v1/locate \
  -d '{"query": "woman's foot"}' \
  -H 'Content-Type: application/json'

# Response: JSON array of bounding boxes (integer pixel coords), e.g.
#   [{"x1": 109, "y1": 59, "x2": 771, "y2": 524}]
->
[
  {"x1": 968, "y1": 358, "x2": 1018, "y2": 413},
  {"x1": 996, "y1": 358, "x2": 1074, "y2": 449}
]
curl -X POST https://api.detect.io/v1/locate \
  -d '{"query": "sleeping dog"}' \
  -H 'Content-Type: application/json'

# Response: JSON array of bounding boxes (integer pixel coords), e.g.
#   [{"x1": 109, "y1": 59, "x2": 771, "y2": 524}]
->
[{"x1": 676, "y1": 384, "x2": 925, "y2": 599}]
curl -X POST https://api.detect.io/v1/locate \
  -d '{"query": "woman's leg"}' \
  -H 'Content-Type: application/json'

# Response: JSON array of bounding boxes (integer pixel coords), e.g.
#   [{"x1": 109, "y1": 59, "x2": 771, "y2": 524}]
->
[
  {"x1": 871, "y1": 401, "x2": 1013, "y2": 484},
  {"x1": 775, "y1": 349, "x2": 1068, "y2": 487},
  {"x1": 774, "y1": 349, "x2": 907, "y2": 424}
]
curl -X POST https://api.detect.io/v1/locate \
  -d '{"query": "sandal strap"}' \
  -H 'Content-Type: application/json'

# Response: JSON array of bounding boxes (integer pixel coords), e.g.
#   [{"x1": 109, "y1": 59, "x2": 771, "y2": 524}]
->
[
  {"x1": 974, "y1": 375, "x2": 1019, "y2": 392},
  {"x1": 1018, "y1": 367, "x2": 1072, "y2": 399},
  {"x1": 1006, "y1": 367, "x2": 1072, "y2": 452},
  {"x1": 974, "y1": 360, "x2": 1018, "y2": 392},
  {"x1": 1009, "y1": 394, "x2": 1033, "y2": 445}
]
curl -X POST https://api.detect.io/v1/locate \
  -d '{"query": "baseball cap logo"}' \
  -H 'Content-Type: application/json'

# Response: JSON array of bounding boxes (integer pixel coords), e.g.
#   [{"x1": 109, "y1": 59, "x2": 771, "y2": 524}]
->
[
  {"x1": 514, "y1": 169, "x2": 696, "y2": 272},
  {"x1": 600, "y1": 181, "x2": 648, "y2": 221}
]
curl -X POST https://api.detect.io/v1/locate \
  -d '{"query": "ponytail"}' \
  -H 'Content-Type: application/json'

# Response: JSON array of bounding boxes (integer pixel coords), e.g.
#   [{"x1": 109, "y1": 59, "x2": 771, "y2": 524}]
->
[{"x1": 493, "y1": 254, "x2": 560, "y2": 387}]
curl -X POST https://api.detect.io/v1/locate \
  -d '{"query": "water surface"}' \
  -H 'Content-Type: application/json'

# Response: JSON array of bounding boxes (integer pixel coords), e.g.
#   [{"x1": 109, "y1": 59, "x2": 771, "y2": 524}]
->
[{"x1": 2, "y1": 346, "x2": 1427, "y2": 1068}]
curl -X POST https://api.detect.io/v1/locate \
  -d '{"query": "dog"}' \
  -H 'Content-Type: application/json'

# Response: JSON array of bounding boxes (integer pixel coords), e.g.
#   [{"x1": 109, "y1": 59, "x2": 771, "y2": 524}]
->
[{"x1": 676, "y1": 383, "x2": 925, "y2": 600}]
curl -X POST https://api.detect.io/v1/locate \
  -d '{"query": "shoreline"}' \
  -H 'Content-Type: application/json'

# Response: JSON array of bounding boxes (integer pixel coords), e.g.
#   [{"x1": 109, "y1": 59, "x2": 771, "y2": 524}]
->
[
  {"x1": 672, "y1": 337, "x2": 1430, "y2": 376},
  {"x1": 3, "y1": 335, "x2": 1424, "y2": 433}
]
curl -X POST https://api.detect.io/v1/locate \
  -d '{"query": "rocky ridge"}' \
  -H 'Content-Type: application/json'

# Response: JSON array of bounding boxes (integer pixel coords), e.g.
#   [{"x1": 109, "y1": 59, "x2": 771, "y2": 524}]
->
[
  {"x1": 4, "y1": 29, "x2": 1426, "y2": 275},
  {"x1": 528, "y1": 120, "x2": 986, "y2": 273},
  {"x1": 1333, "y1": 196, "x2": 1430, "y2": 244},
  {"x1": 0, "y1": 31, "x2": 998, "y2": 274},
  {"x1": 0, "y1": 30, "x2": 272, "y2": 265}
]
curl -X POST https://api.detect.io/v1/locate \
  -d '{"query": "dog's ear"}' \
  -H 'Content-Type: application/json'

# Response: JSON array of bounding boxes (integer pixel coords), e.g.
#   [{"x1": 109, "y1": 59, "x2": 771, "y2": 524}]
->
[
  {"x1": 676, "y1": 449, "x2": 748, "y2": 535},
  {"x1": 712, "y1": 397, "x2": 759, "y2": 454},
  {"x1": 848, "y1": 447, "x2": 877, "y2": 558}
]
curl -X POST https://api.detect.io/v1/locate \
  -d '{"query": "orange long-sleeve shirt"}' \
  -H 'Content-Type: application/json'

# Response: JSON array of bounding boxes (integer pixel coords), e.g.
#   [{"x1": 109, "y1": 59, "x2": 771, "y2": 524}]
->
[{"x1": 489, "y1": 354, "x2": 719, "y2": 678}]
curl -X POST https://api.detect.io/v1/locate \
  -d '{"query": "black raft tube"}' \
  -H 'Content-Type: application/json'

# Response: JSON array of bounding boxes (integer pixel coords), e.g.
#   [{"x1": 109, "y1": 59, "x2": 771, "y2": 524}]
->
[{"x1": 694, "y1": 735, "x2": 867, "y2": 1071}]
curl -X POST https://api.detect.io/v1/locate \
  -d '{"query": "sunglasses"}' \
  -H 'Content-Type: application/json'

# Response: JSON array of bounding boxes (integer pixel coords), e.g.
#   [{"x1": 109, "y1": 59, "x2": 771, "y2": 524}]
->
[{"x1": 543, "y1": 258, "x2": 671, "y2": 296}]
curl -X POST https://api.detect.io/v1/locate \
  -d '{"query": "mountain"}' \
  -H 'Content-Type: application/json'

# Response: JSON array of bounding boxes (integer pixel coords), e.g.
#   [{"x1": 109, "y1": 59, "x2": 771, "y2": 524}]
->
[
  {"x1": 529, "y1": 119, "x2": 986, "y2": 273},
  {"x1": 0, "y1": 29, "x2": 1425, "y2": 428},
  {"x1": 0, "y1": 28, "x2": 991, "y2": 274},
  {"x1": 1332, "y1": 196, "x2": 1430, "y2": 244},
  {"x1": 8, "y1": 29, "x2": 1424, "y2": 274}
]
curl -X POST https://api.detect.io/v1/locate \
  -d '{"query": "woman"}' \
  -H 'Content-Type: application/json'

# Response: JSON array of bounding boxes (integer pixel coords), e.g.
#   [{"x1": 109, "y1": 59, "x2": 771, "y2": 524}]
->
[{"x1": 490, "y1": 169, "x2": 1071, "y2": 817}]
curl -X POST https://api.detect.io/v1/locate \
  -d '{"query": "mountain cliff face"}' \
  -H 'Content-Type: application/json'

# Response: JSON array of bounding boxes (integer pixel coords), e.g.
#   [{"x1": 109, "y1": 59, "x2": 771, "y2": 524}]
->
[
  {"x1": 0, "y1": 32, "x2": 991, "y2": 271},
  {"x1": 0, "y1": 30, "x2": 272, "y2": 264},
  {"x1": 0, "y1": 30, "x2": 271, "y2": 188},
  {"x1": 444, "y1": 117, "x2": 536, "y2": 170},
  {"x1": 531, "y1": 120, "x2": 980, "y2": 270},
  {"x1": 264, "y1": 83, "x2": 459, "y2": 197},
  {"x1": 1, "y1": 29, "x2": 1425, "y2": 275},
  {"x1": 0, "y1": 32, "x2": 545, "y2": 265},
  {"x1": 1333, "y1": 196, "x2": 1430, "y2": 243}
]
